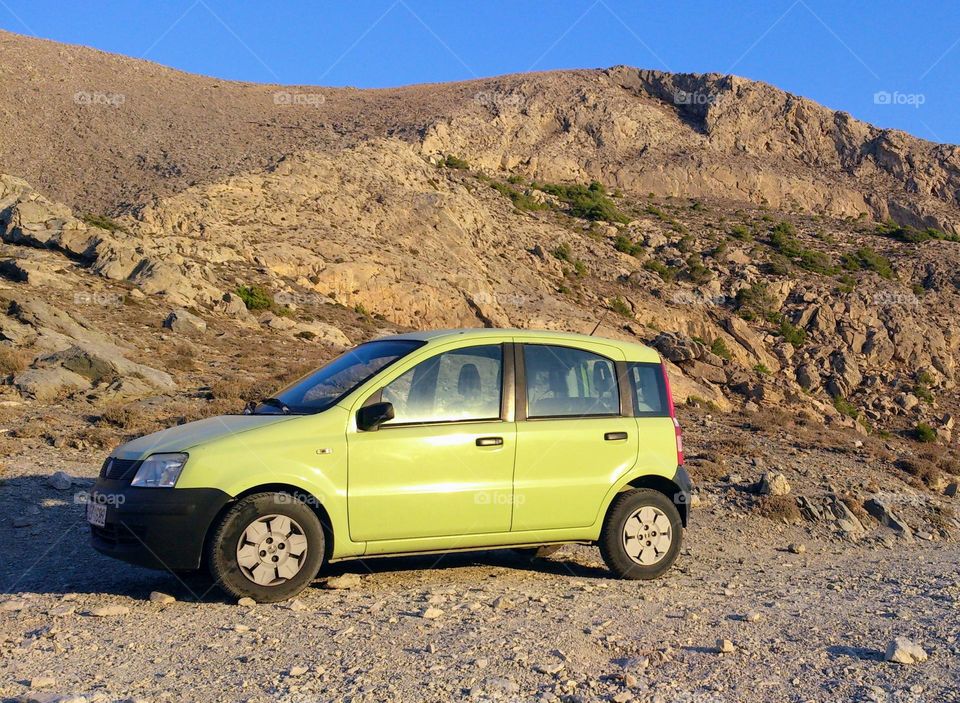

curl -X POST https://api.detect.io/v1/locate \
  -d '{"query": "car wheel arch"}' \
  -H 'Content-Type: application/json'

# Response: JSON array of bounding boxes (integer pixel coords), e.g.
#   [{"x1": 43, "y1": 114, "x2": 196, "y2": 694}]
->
[
  {"x1": 623, "y1": 475, "x2": 687, "y2": 527},
  {"x1": 205, "y1": 483, "x2": 335, "y2": 565}
]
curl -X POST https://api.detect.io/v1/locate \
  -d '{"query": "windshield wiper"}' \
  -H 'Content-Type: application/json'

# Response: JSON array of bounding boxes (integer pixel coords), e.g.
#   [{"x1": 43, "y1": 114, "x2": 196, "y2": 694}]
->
[{"x1": 251, "y1": 397, "x2": 292, "y2": 414}]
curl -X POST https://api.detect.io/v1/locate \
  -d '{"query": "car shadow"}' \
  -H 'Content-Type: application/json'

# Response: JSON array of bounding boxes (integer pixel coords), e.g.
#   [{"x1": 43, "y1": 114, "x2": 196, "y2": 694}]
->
[{"x1": 0, "y1": 474, "x2": 609, "y2": 603}]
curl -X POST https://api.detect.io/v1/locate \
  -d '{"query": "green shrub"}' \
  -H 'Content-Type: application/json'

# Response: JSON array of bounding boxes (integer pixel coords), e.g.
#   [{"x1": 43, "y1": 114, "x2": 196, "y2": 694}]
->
[
  {"x1": 572, "y1": 259, "x2": 587, "y2": 277},
  {"x1": 677, "y1": 235, "x2": 695, "y2": 253},
  {"x1": 645, "y1": 204, "x2": 669, "y2": 221},
  {"x1": 489, "y1": 181, "x2": 547, "y2": 212},
  {"x1": 770, "y1": 222, "x2": 802, "y2": 257},
  {"x1": 841, "y1": 246, "x2": 894, "y2": 279},
  {"x1": 610, "y1": 297, "x2": 632, "y2": 317},
  {"x1": 553, "y1": 243, "x2": 572, "y2": 262},
  {"x1": 235, "y1": 285, "x2": 273, "y2": 311},
  {"x1": 683, "y1": 256, "x2": 712, "y2": 284},
  {"x1": 914, "y1": 422, "x2": 937, "y2": 443},
  {"x1": 877, "y1": 222, "x2": 960, "y2": 244},
  {"x1": 797, "y1": 249, "x2": 837, "y2": 274},
  {"x1": 613, "y1": 234, "x2": 643, "y2": 256},
  {"x1": 442, "y1": 154, "x2": 470, "y2": 169},
  {"x1": 833, "y1": 396, "x2": 859, "y2": 419},
  {"x1": 914, "y1": 383, "x2": 934, "y2": 403},
  {"x1": 735, "y1": 283, "x2": 776, "y2": 319},
  {"x1": 535, "y1": 181, "x2": 629, "y2": 223},
  {"x1": 82, "y1": 213, "x2": 126, "y2": 233},
  {"x1": 766, "y1": 255, "x2": 792, "y2": 276},
  {"x1": 730, "y1": 224, "x2": 753, "y2": 241},
  {"x1": 710, "y1": 338, "x2": 731, "y2": 361},
  {"x1": 643, "y1": 259, "x2": 677, "y2": 282},
  {"x1": 754, "y1": 363, "x2": 770, "y2": 376},
  {"x1": 916, "y1": 370, "x2": 934, "y2": 385},
  {"x1": 778, "y1": 318, "x2": 807, "y2": 347}
]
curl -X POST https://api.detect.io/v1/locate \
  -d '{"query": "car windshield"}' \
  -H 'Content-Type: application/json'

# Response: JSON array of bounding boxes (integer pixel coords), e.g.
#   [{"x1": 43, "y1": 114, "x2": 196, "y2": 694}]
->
[{"x1": 254, "y1": 339, "x2": 424, "y2": 414}]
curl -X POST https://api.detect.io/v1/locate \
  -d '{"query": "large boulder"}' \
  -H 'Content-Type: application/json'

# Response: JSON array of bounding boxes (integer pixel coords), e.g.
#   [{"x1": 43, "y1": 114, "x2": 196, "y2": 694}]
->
[
  {"x1": 14, "y1": 365, "x2": 90, "y2": 401},
  {"x1": 39, "y1": 340, "x2": 176, "y2": 391},
  {"x1": 163, "y1": 308, "x2": 207, "y2": 336}
]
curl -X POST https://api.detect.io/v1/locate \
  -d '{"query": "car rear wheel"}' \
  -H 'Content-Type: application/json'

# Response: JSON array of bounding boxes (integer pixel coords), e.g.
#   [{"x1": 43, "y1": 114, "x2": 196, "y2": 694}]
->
[
  {"x1": 599, "y1": 488, "x2": 682, "y2": 579},
  {"x1": 208, "y1": 493, "x2": 325, "y2": 602}
]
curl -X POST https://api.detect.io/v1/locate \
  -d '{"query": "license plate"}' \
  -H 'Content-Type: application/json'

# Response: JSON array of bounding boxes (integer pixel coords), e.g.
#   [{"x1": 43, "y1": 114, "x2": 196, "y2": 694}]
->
[{"x1": 86, "y1": 501, "x2": 107, "y2": 528}]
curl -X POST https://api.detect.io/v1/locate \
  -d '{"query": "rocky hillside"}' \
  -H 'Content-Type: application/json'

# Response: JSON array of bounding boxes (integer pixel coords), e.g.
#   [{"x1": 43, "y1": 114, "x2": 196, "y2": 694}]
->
[
  {"x1": 1, "y1": 31, "x2": 958, "y2": 233},
  {"x1": 0, "y1": 30, "x2": 959, "y2": 537}
]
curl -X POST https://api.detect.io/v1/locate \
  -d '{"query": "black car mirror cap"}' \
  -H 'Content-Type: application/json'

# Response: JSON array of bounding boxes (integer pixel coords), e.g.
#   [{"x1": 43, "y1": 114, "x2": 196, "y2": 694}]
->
[{"x1": 357, "y1": 401, "x2": 395, "y2": 431}]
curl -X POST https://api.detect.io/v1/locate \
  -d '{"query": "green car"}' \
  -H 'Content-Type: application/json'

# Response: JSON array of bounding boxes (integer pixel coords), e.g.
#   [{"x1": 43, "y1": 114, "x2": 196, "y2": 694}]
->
[{"x1": 89, "y1": 329, "x2": 690, "y2": 602}]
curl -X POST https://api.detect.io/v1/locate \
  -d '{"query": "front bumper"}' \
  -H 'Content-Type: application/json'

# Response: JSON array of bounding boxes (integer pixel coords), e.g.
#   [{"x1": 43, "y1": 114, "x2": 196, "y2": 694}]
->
[{"x1": 89, "y1": 478, "x2": 231, "y2": 571}]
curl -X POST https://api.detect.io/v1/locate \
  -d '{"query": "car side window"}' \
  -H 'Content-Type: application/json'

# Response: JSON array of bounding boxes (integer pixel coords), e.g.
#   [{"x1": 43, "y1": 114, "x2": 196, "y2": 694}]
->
[
  {"x1": 628, "y1": 362, "x2": 668, "y2": 416},
  {"x1": 380, "y1": 344, "x2": 503, "y2": 425},
  {"x1": 523, "y1": 344, "x2": 619, "y2": 418}
]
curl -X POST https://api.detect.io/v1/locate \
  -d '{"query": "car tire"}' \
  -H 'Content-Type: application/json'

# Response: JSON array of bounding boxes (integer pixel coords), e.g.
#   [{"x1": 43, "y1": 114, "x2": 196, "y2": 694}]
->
[
  {"x1": 208, "y1": 492, "x2": 325, "y2": 603},
  {"x1": 599, "y1": 488, "x2": 682, "y2": 580}
]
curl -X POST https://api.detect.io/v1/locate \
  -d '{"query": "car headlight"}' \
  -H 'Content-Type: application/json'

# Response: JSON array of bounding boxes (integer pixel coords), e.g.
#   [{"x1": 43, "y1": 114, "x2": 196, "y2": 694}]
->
[{"x1": 130, "y1": 453, "x2": 188, "y2": 488}]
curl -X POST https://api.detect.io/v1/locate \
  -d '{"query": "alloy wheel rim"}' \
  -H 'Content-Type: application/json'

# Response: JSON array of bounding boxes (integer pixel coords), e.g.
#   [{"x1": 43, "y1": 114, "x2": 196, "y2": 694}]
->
[
  {"x1": 622, "y1": 506, "x2": 673, "y2": 566},
  {"x1": 236, "y1": 514, "x2": 308, "y2": 586}
]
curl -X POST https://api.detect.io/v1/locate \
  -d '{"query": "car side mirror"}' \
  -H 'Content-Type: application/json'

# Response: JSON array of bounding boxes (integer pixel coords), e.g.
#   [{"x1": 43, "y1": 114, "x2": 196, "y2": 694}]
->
[{"x1": 357, "y1": 401, "x2": 395, "y2": 431}]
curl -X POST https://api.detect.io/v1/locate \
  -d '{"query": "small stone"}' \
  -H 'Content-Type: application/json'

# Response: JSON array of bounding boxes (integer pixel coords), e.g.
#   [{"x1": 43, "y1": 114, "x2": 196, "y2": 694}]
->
[
  {"x1": 743, "y1": 611, "x2": 762, "y2": 622},
  {"x1": 29, "y1": 676, "x2": 56, "y2": 689},
  {"x1": 48, "y1": 605, "x2": 75, "y2": 617},
  {"x1": 624, "y1": 672, "x2": 638, "y2": 687},
  {"x1": 613, "y1": 692, "x2": 634, "y2": 703},
  {"x1": 232, "y1": 624, "x2": 251, "y2": 633},
  {"x1": 885, "y1": 637, "x2": 928, "y2": 664},
  {"x1": 788, "y1": 543, "x2": 806, "y2": 554},
  {"x1": 286, "y1": 599, "x2": 309, "y2": 612},
  {"x1": 420, "y1": 607, "x2": 444, "y2": 619},
  {"x1": 13, "y1": 516, "x2": 34, "y2": 528},
  {"x1": 758, "y1": 471, "x2": 791, "y2": 496},
  {"x1": 288, "y1": 665, "x2": 309, "y2": 677},
  {"x1": 237, "y1": 597, "x2": 256, "y2": 607},
  {"x1": 87, "y1": 605, "x2": 130, "y2": 617},
  {"x1": 491, "y1": 596, "x2": 514, "y2": 610},
  {"x1": 0, "y1": 598, "x2": 27, "y2": 611},
  {"x1": 47, "y1": 471, "x2": 73, "y2": 491},
  {"x1": 717, "y1": 639, "x2": 735, "y2": 654},
  {"x1": 533, "y1": 661, "x2": 565, "y2": 675},
  {"x1": 148, "y1": 591, "x2": 175, "y2": 604},
  {"x1": 323, "y1": 573, "x2": 362, "y2": 590}
]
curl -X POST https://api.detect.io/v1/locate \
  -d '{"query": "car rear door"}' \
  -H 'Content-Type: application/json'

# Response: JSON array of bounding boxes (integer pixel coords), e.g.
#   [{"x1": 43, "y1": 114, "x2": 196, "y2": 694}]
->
[{"x1": 510, "y1": 340, "x2": 639, "y2": 531}]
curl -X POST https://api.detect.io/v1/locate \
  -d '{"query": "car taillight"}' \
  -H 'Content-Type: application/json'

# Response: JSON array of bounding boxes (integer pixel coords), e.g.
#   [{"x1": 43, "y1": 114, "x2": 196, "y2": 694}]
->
[{"x1": 661, "y1": 361, "x2": 684, "y2": 466}]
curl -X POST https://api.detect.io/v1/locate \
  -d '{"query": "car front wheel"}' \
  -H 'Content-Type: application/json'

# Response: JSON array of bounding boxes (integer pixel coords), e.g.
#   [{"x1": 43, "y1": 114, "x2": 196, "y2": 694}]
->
[
  {"x1": 208, "y1": 492, "x2": 325, "y2": 602},
  {"x1": 599, "y1": 488, "x2": 682, "y2": 579}
]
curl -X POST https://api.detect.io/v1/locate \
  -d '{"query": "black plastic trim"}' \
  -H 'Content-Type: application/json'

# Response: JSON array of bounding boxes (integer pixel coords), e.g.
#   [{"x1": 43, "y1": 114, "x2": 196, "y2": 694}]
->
[{"x1": 89, "y1": 479, "x2": 231, "y2": 571}]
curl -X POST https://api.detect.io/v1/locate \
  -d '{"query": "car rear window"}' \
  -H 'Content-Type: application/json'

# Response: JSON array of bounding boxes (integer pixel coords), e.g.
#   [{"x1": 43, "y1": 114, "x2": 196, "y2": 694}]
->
[{"x1": 627, "y1": 362, "x2": 669, "y2": 417}]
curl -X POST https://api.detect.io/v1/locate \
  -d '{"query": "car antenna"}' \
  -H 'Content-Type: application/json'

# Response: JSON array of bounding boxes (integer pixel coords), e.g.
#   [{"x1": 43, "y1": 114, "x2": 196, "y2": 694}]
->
[{"x1": 590, "y1": 310, "x2": 608, "y2": 336}]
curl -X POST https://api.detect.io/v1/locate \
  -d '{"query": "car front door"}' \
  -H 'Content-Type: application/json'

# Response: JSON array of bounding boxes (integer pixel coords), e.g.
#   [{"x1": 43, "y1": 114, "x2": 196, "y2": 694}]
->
[
  {"x1": 347, "y1": 342, "x2": 516, "y2": 543},
  {"x1": 511, "y1": 341, "x2": 639, "y2": 531}
]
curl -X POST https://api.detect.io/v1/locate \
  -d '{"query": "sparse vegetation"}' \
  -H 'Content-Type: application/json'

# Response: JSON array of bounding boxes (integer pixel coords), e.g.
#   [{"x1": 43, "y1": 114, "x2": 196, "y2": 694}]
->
[
  {"x1": 643, "y1": 259, "x2": 677, "y2": 282},
  {"x1": 488, "y1": 181, "x2": 547, "y2": 212},
  {"x1": 613, "y1": 234, "x2": 643, "y2": 256},
  {"x1": 778, "y1": 318, "x2": 806, "y2": 347},
  {"x1": 0, "y1": 345, "x2": 29, "y2": 376},
  {"x1": 609, "y1": 296, "x2": 632, "y2": 317},
  {"x1": 729, "y1": 224, "x2": 753, "y2": 241},
  {"x1": 553, "y1": 242, "x2": 572, "y2": 262},
  {"x1": 441, "y1": 154, "x2": 470, "y2": 169},
  {"x1": 235, "y1": 284, "x2": 274, "y2": 311},
  {"x1": 534, "y1": 180, "x2": 629, "y2": 223},
  {"x1": 710, "y1": 338, "x2": 731, "y2": 361},
  {"x1": 81, "y1": 213, "x2": 126, "y2": 233},
  {"x1": 833, "y1": 396, "x2": 859, "y2": 419},
  {"x1": 876, "y1": 222, "x2": 960, "y2": 244},
  {"x1": 841, "y1": 246, "x2": 894, "y2": 279},
  {"x1": 914, "y1": 422, "x2": 937, "y2": 443}
]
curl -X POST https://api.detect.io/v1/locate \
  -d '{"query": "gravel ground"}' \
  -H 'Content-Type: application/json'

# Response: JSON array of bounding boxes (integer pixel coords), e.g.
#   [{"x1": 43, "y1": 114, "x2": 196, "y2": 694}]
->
[{"x1": 1, "y1": 449, "x2": 958, "y2": 703}]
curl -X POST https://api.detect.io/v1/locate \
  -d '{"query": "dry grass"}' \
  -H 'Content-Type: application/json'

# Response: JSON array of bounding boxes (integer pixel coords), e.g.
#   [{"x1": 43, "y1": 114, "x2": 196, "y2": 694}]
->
[
  {"x1": 0, "y1": 345, "x2": 30, "y2": 376},
  {"x1": 755, "y1": 495, "x2": 802, "y2": 524},
  {"x1": 97, "y1": 403, "x2": 137, "y2": 429},
  {"x1": 895, "y1": 456, "x2": 943, "y2": 489}
]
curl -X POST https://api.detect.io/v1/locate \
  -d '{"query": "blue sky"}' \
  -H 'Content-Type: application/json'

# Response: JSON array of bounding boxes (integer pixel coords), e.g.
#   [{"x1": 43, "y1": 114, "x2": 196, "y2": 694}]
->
[{"x1": 3, "y1": 1, "x2": 958, "y2": 143}]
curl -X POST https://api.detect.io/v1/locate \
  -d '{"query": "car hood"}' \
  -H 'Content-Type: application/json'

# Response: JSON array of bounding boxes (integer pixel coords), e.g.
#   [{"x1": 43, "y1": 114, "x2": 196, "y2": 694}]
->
[{"x1": 111, "y1": 414, "x2": 295, "y2": 460}]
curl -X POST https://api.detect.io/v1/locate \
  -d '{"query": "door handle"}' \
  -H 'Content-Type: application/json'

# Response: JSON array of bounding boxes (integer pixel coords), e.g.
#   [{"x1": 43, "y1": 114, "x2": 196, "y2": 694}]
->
[
  {"x1": 476, "y1": 436, "x2": 504, "y2": 447},
  {"x1": 604, "y1": 431, "x2": 628, "y2": 441}
]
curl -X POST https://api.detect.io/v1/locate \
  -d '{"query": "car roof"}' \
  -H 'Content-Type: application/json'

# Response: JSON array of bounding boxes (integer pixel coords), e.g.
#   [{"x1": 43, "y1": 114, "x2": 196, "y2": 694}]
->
[{"x1": 376, "y1": 328, "x2": 662, "y2": 363}]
